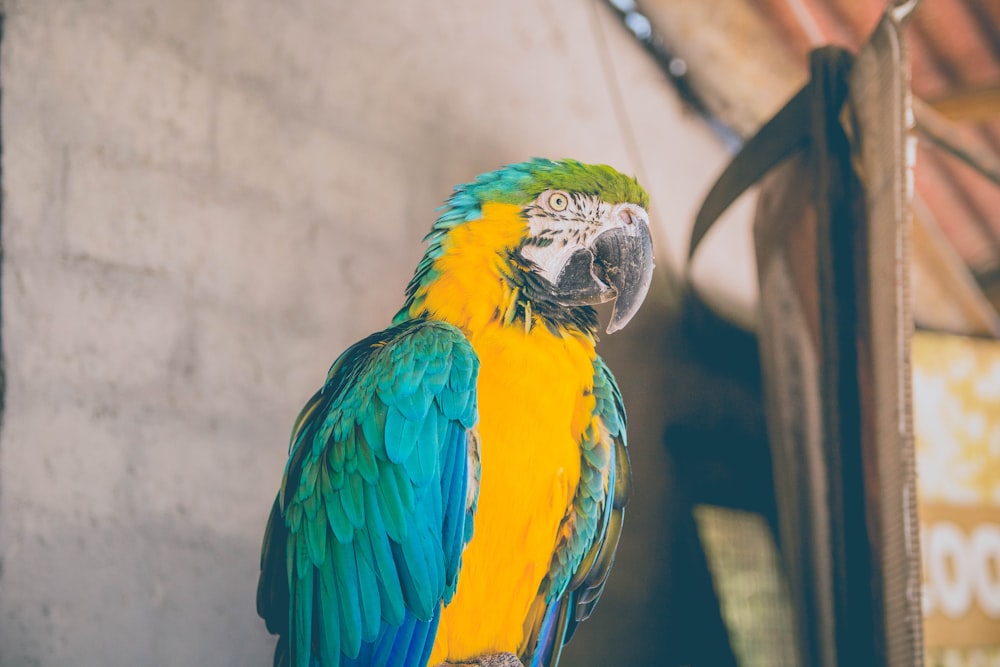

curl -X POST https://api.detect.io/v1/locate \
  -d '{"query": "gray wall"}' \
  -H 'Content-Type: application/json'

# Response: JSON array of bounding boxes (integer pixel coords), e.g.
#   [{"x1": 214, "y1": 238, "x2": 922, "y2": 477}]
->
[{"x1": 0, "y1": 0, "x2": 738, "y2": 665}]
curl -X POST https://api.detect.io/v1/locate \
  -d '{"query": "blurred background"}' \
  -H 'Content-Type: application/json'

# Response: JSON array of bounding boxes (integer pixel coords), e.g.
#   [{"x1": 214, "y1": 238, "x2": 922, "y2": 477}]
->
[{"x1": 0, "y1": 1, "x2": 997, "y2": 666}]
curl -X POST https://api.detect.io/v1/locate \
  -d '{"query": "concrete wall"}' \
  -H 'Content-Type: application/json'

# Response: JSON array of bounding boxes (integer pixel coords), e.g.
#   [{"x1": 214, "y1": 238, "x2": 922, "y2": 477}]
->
[{"x1": 0, "y1": 1, "x2": 741, "y2": 665}]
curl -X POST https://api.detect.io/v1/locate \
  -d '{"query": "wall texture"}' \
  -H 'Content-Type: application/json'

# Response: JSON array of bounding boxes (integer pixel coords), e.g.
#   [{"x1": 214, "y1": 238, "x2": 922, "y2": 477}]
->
[{"x1": 0, "y1": 1, "x2": 741, "y2": 665}]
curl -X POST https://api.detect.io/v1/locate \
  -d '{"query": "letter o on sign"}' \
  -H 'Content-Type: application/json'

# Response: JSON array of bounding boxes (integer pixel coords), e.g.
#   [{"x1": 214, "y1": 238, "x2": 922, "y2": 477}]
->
[
  {"x1": 971, "y1": 525, "x2": 1000, "y2": 617},
  {"x1": 929, "y1": 522, "x2": 972, "y2": 618}
]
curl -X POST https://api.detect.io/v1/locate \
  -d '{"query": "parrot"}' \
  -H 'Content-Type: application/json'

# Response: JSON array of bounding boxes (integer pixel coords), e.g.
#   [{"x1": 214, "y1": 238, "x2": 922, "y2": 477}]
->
[{"x1": 257, "y1": 158, "x2": 654, "y2": 667}]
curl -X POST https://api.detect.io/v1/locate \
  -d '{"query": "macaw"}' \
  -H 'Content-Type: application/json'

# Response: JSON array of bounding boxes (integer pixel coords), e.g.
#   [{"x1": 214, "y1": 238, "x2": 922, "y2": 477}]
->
[{"x1": 257, "y1": 158, "x2": 654, "y2": 667}]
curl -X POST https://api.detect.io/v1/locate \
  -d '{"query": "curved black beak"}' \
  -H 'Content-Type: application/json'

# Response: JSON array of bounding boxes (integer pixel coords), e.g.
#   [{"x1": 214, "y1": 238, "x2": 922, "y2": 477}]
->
[
  {"x1": 593, "y1": 220, "x2": 654, "y2": 333},
  {"x1": 550, "y1": 216, "x2": 654, "y2": 334}
]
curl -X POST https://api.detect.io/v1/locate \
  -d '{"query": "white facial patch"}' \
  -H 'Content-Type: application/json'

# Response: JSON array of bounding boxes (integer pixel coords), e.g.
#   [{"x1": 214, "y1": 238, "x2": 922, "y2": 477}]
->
[
  {"x1": 519, "y1": 190, "x2": 647, "y2": 286},
  {"x1": 519, "y1": 192, "x2": 608, "y2": 283}
]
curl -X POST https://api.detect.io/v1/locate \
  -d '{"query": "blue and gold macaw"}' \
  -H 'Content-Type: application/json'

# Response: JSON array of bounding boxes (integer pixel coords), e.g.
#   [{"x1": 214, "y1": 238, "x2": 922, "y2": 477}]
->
[{"x1": 257, "y1": 159, "x2": 654, "y2": 667}]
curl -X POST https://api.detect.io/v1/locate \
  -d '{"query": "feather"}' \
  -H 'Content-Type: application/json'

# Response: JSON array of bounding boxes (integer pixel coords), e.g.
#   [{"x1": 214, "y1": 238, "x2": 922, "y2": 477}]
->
[
  {"x1": 325, "y1": 484, "x2": 355, "y2": 544},
  {"x1": 582, "y1": 439, "x2": 609, "y2": 469},
  {"x1": 383, "y1": 466, "x2": 416, "y2": 516},
  {"x1": 369, "y1": 620, "x2": 401, "y2": 667},
  {"x1": 392, "y1": 526, "x2": 435, "y2": 619},
  {"x1": 292, "y1": 563, "x2": 314, "y2": 667},
  {"x1": 424, "y1": 524, "x2": 446, "y2": 608},
  {"x1": 448, "y1": 351, "x2": 475, "y2": 391},
  {"x1": 422, "y1": 350, "x2": 450, "y2": 394},
  {"x1": 363, "y1": 483, "x2": 405, "y2": 626},
  {"x1": 317, "y1": 461, "x2": 333, "y2": 498},
  {"x1": 301, "y1": 480, "x2": 322, "y2": 524},
  {"x1": 354, "y1": 426, "x2": 379, "y2": 483},
  {"x1": 286, "y1": 500, "x2": 304, "y2": 532},
  {"x1": 408, "y1": 612, "x2": 441, "y2": 667},
  {"x1": 331, "y1": 537, "x2": 363, "y2": 658},
  {"x1": 304, "y1": 512, "x2": 326, "y2": 567},
  {"x1": 361, "y1": 399, "x2": 388, "y2": 458},
  {"x1": 294, "y1": 531, "x2": 311, "y2": 578},
  {"x1": 527, "y1": 598, "x2": 569, "y2": 667},
  {"x1": 385, "y1": 405, "x2": 416, "y2": 463},
  {"x1": 375, "y1": 493, "x2": 408, "y2": 545},
  {"x1": 391, "y1": 459, "x2": 417, "y2": 511},
  {"x1": 257, "y1": 498, "x2": 289, "y2": 635},
  {"x1": 439, "y1": 425, "x2": 465, "y2": 580},
  {"x1": 329, "y1": 436, "x2": 346, "y2": 472},
  {"x1": 339, "y1": 472, "x2": 365, "y2": 530},
  {"x1": 382, "y1": 614, "x2": 417, "y2": 667},
  {"x1": 396, "y1": 351, "x2": 430, "y2": 399},
  {"x1": 407, "y1": 412, "x2": 438, "y2": 487},
  {"x1": 313, "y1": 412, "x2": 337, "y2": 458},
  {"x1": 298, "y1": 459, "x2": 320, "y2": 499},
  {"x1": 436, "y1": 386, "x2": 468, "y2": 421},
  {"x1": 353, "y1": 531, "x2": 382, "y2": 642},
  {"x1": 328, "y1": 460, "x2": 345, "y2": 491},
  {"x1": 393, "y1": 386, "x2": 433, "y2": 423},
  {"x1": 317, "y1": 548, "x2": 341, "y2": 666}
]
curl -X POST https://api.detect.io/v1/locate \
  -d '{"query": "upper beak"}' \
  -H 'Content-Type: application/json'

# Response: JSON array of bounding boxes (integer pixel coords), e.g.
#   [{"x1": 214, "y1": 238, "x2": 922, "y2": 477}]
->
[
  {"x1": 593, "y1": 206, "x2": 655, "y2": 333},
  {"x1": 551, "y1": 204, "x2": 655, "y2": 334}
]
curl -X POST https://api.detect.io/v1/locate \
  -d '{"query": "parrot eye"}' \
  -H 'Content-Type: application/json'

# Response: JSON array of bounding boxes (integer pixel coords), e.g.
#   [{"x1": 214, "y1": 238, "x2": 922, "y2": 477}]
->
[{"x1": 547, "y1": 191, "x2": 569, "y2": 212}]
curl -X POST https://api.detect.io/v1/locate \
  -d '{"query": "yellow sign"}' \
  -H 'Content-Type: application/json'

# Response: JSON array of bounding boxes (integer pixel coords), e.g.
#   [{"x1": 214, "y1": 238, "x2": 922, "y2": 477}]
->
[
  {"x1": 920, "y1": 504, "x2": 1000, "y2": 648},
  {"x1": 914, "y1": 332, "x2": 1000, "y2": 653}
]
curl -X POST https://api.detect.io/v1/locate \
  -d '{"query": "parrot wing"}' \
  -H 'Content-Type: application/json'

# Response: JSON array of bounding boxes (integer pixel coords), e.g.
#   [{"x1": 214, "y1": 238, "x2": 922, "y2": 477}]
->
[
  {"x1": 520, "y1": 355, "x2": 632, "y2": 667},
  {"x1": 257, "y1": 318, "x2": 479, "y2": 667}
]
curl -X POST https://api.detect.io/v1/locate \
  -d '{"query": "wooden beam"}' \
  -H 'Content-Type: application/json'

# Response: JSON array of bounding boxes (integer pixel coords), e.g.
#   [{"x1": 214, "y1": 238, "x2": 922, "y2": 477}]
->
[{"x1": 926, "y1": 84, "x2": 1000, "y2": 123}]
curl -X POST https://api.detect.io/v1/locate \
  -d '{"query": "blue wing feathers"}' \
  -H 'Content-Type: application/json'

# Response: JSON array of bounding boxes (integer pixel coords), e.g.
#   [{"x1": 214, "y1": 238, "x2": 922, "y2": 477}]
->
[
  {"x1": 353, "y1": 533, "x2": 384, "y2": 641},
  {"x1": 305, "y1": 505, "x2": 327, "y2": 565},
  {"x1": 325, "y1": 486, "x2": 354, "y2": 544},
  {"x1": 340, "y1": 474, "x2": 365, "y2": 530},
  {"x1": 439, "y1": 423, "x2": 469, "y2": 600},
  {"x1": 331, "y1": 537, "x2": 363, "y2": 657},
  {"x1": 409, "y1": 416, "x2": 439, "y2": 487},
  {"x1": 408, "y1": 612, "x2": 440, "y2": 667},
  {"x1": 361, "y1": 402, "x2": 388, "y2": 459},
  {"x1": 354, "y1": 430, "x2": 379, "y2": 483},
  {"x1": 392, "y1": 532, "x2": 433, "y2": 618},
  {"x1": 436, "y1": 387, "x2": 467, "y2": 421},
  {"x1": 363, "y1": 485, "x2": 406, "y2": 627},
  {"x1": 383, "y1": 406, "x2": 409, "y2": 463},
  {"x1": 292, "y1": 565, "x2": 314, "y2": 667},
  {"x1": 374, "y1": 469, "x2": 409, "y2": 543},
  {"x1": 258, "y1": 499, "x2": 290, "y2": 634},
  {"x1": 527, "y1": 600, "x2": 564, "y2": 667},
  {"x1": 381, "y1": 614, "x2": 417, "y2": 667},
  {"x1": 317, "y1": 557, "x2": 341, "y2": 664},
  {"x1": 393, "y1": 386, "x2": 433, "y2": 423},
  {"x1": 257, "y1": 319, "x2": 479, "y2": 667}
]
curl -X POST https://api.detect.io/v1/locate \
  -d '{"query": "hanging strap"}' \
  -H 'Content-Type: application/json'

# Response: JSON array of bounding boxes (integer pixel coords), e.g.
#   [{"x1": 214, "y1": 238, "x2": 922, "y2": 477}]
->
[{"x1": 686, "y1": 47, "x2": 853, "y2": 268}]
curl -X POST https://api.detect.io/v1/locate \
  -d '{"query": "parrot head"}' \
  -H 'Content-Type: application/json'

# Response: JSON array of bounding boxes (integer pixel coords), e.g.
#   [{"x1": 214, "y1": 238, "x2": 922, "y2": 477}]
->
[{"x1": 399, "y1": 158, "x2": 654, "y2": 335}]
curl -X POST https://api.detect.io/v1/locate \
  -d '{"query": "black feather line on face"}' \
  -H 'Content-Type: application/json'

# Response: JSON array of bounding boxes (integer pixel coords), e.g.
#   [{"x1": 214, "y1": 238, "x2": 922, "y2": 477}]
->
[
  {"x1": 523, "y1": 236, "x2": 555, "y2": 248},
  {"x1": 501, "y1": 248, "x2": 599, "y2": 337}
]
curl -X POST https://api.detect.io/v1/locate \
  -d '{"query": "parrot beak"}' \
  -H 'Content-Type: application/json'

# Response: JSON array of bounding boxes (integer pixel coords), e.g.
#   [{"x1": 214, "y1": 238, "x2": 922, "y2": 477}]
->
[
  {"x1": 593, "y1": 207, "x2": 655, "y2": 333},
  {"x1": 551, "y1": 204, "x2": 654, "y2": 334}
]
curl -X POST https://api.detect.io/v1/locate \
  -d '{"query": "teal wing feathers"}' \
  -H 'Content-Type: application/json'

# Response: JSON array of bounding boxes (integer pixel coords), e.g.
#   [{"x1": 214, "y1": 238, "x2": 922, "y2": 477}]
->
[
  {"x1": 520, "y1": 355, "x2": 632, "y2": 667},
  {"x1": 257, "y1": 319, "x2": 479, "y2": 667}
]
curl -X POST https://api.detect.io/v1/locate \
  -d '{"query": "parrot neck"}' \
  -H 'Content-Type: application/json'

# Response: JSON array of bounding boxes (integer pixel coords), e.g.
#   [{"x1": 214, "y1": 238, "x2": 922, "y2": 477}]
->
[{"x1": 396, "y1": 202, "x2": 599, "y2": 340}]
